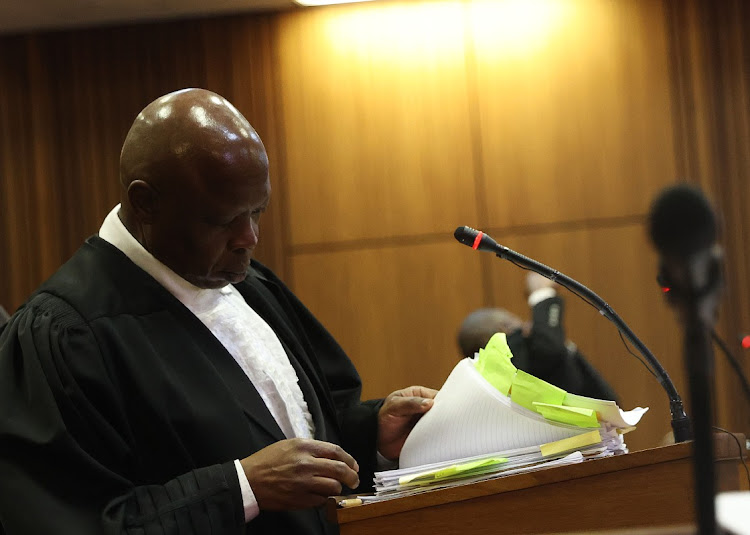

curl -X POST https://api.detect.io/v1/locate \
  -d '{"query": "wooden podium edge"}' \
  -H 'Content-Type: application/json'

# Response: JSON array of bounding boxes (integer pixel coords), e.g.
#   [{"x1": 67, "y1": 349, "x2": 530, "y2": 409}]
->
[{"x1": 328, "y1": 432, "x2": 747, "y2": 525}]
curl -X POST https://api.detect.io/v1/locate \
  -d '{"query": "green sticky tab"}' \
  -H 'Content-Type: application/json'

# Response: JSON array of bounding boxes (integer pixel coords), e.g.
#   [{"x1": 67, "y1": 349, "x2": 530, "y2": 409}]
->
[
  {"x1": 399, "y1": 457, "x2": 508, "y2": 485},
  {"x1": 485, "y1": 332, "x2": 515, "y2": 359},
  {"x1": 532, "y1": 402, "x2": 599, "y2": 428},
  {"x1": 510, "y1": 369, "x2": 566, "y2": 411},
  {"x1": 474, "y1": 333, "x2": 517, "y2": 396},
  {"x1": 434, "y1": 457, "x2": 507, "y2": 479}
]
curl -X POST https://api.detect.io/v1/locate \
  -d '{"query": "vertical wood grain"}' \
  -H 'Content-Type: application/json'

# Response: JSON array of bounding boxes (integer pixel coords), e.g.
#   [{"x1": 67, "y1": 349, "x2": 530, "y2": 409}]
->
[{"x1": 0, "y1": 0, "x2": 747, "y2": 451}]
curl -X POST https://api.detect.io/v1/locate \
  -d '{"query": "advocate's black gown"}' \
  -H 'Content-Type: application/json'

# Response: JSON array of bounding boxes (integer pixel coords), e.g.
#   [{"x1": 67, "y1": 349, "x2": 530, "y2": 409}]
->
[{"x1": 0, "y1": 236, "x2": 381, "y2": 535}]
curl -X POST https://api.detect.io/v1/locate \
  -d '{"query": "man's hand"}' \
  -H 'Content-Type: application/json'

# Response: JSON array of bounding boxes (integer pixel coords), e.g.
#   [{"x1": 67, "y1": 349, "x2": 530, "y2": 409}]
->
[
  {"x1": 526, "y1": 272, "x2": 556, "y2": 297},
  {"x1": 377, "y1": 386, "x2": 438, "y2": 460},
  {"x1": 240, "y1": 438, "x2": 360, "y2": 510}
]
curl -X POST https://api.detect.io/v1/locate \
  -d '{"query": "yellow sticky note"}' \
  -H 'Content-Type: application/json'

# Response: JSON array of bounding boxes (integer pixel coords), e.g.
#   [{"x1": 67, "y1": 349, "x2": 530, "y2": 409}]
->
[
  {"x1": 510, "y1": 369, "x2": 566, "y2": 411},
  {"x1": 475, "y1": 333, "x2": 517, "y2": 396},
  {"x1": 532, "y1": 402, "x2": 599, "y2": 428},
  {"x1": 540, "y1": 430, "x2": 602, "y2": 457}
]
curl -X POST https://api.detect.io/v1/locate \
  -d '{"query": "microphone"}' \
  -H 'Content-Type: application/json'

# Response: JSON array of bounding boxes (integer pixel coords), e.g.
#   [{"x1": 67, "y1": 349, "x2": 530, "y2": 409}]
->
[
  {"x1": 647, "y1": 183, "x2": 723, "y2": 535},
  {"x1": 454, "y1": 227, "x2": 501, "y2": 253},
  {"x1": 648, "y1": 184, "x2": 716, "y2": 256},
  {"x1": 648, "y1": 184, "x2": 722, "y2": 314},
  {"x1": 454, "y1": 225, "x2": 691, "y2": 443}
]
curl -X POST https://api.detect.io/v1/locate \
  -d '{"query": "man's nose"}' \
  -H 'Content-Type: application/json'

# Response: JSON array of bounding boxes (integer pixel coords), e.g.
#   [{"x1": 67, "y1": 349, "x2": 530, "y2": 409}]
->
[{"x1": 229, "y1": 217, "x2": 259, "y2": 251}]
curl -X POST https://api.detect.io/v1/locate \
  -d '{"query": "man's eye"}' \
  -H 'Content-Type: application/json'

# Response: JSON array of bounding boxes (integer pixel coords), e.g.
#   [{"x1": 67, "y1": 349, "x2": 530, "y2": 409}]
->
[{"x1": 210, "y1": 217, "x2": 234, "y2": 227}]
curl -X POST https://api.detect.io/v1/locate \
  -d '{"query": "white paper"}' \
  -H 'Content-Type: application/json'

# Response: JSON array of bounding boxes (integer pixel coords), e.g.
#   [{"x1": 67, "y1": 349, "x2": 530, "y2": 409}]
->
[
  {"x1": 362, "y1": 452, "x2": 586, "y2": 504},
  {"x1": 716, "y1": 491, "x2": 750, "y2": 535},
  {"x1": 399, "y1": 359, "x2": 595, "y2": 468},
  {"x1": 564, "y1": 392, "x2": 648, "y2": 429}
]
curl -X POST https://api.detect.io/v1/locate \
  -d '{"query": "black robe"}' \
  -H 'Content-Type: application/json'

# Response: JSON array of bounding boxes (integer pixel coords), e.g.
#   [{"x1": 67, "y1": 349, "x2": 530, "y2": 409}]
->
[
  {"x1": 0, "y1": 236, "x2": 382, "y2": 535},
  {"x1": 507, "y1": 296, "x2": 619, "y2": 403}
]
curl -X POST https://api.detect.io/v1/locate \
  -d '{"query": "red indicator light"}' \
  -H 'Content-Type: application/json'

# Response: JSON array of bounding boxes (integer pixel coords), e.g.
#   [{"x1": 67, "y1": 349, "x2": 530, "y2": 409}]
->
[
  {"x1": 661, "y1": 287, "x2": 671, "y2": 293},
  {"x1": 742, "y1": 335, "x2": 750, "y2": 350}
]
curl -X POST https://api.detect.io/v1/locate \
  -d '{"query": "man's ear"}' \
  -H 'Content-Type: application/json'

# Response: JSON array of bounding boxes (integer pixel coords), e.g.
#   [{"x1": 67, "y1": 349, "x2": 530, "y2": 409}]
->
[{"x1": 127, "y1": 180, "x2": 159, "y2": 224}]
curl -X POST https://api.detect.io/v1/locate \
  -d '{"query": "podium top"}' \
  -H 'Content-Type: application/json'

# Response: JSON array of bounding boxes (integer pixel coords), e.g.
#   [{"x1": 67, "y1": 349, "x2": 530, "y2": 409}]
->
[{"x1": 328, "y1": 433, "x2": 747, "y2": 529}]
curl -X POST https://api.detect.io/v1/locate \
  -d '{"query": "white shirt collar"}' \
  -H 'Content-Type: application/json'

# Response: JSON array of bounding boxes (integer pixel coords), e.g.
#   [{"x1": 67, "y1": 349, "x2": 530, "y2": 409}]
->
[{"x1": 98, "y1": 204, "x2": 226, "y2": 307}]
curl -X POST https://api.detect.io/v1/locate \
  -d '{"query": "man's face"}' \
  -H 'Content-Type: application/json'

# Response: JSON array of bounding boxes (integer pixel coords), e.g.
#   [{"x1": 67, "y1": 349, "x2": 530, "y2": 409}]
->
[{"x1": 148, "y1": 161, "x2": 271, "y2": 290}]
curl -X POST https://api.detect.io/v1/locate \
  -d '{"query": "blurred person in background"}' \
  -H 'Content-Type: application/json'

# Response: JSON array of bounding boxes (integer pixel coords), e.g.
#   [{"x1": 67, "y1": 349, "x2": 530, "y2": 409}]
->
[{"x1": 458, "y1": 272, "x2": 618, "y2": 402}]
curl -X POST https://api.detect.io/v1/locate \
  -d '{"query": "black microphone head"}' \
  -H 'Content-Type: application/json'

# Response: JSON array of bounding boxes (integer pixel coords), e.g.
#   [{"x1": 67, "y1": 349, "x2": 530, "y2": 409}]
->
[
  {"x1": 454, "y1": 226, "x2": 479, "y2": 247},
  {"x1": 648, "y1": 184, "x2": 717, "y2": 257},
  {"x1": 454, "y1": 226, "x2": 500, "y2": 253}
]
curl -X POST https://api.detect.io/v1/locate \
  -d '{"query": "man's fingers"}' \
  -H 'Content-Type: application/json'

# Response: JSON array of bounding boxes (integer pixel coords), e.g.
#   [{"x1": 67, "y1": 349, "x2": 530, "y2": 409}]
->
[
  {"x1": 305, "y1": 440, "x2": 359, "y2": 473},
  {"x1": 395, "y1": 385, "x2": 439, "y2": 399},
  {"x1": 313, "y1": 458, "x2": 360, "y2": 489},
  {"x1": 307, "y1": 475, "x2": 344, "y2": 501},
  {"x1": 384, "y1": 395, "x2": 434, "y2": 416},
  {"x1": 415, "y1": 386, "x2": 439, "y2": 399}
]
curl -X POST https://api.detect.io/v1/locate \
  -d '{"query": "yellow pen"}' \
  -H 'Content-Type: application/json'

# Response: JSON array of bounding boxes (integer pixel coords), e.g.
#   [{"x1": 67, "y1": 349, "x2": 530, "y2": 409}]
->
[{"x1": 337, "y1": 498, "x2": 363, "y2": 508}]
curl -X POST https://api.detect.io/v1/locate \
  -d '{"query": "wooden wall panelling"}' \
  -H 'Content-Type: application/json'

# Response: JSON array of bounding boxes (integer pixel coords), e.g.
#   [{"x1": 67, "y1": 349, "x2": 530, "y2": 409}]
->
[
  {"x1": 290, "y1": 241, "x2": 485, "y2": 399},
  {"x1": 25, "y1": 37, "x2": 65, "y2": 289},
  {"x1": 665, "y1": 0, "x2": 750, "y2": 434},
  {"x1": 1, "y1": 0, "x2": 746, "y2": 445},
  {"x1": 274, "y1": 1, "x2": 479, "y2": 247},
  {"x1": 700, "y1": 0, "x2": 750, "y2": 434},
  {"x1": 486, "y1": 223, "x2": 685, "y2": 452},
  {"x1": 469, "y1": 0, "x2": 677, "y2": 229},
  {"x1": 0, "y1": 37, "x2": 35, "y2": 311}
]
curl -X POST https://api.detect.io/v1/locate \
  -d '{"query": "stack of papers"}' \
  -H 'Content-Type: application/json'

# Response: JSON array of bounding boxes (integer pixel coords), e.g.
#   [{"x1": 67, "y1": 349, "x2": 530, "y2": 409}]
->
[
  {"x1": 367, "y1": 428, "x2": 626, "y2": 502},
  {"x1": 358, "y1": 334, "x2": 647, "y2": 504},
  {"x1": 399, "y1": 335, "x2": 646, "y2": 469}
]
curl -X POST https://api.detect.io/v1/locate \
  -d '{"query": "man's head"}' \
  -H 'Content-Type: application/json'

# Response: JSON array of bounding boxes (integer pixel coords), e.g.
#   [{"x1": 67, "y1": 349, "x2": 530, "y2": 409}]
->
[
  {"x1": 119, "y1": 88, "x2": 270, "y2": 289},
  {"x1": 456, "y1": 307, "x2": 524, "y2": 358}
]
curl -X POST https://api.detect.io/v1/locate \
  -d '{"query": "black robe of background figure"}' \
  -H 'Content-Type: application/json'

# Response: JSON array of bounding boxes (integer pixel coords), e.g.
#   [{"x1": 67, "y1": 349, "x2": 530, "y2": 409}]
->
[{"x1": 507, "y1": 296, "x2": 619, "y2": 403}]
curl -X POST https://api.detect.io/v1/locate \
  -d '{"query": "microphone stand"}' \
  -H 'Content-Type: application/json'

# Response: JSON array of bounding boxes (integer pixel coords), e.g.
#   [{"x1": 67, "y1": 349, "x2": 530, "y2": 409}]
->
[
  {"x1": 487, "y1": 240, "x2": 692, "y2": 443},
  {"x1": 659, "y1": 247, "x2": 723, "y2": 535}
]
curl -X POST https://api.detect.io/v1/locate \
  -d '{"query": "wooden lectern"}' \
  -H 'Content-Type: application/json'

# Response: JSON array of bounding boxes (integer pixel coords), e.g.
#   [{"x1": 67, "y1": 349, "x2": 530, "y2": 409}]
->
[{"x1": 327, "y1": 433, "x2": 747, "y2": 534}]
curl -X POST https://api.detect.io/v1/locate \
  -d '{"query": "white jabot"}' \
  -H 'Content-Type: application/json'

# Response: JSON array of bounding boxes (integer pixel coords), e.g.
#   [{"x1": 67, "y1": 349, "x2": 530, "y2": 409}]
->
[{"x1": 98, "y1": 204, "x2": 314, "y2": 522}]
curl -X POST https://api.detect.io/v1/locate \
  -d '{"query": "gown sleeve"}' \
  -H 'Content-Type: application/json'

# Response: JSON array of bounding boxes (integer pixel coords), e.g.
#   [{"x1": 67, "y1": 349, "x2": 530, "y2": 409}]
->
[{"x1": 0, "y1": 294, "x2": 245, "y2": 535}]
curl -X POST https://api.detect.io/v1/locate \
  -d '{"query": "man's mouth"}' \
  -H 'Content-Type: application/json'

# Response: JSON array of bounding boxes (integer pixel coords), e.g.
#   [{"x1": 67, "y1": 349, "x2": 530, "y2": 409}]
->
[{"x1": 221, "y1": 268, "x2": 249, "y2": 280}]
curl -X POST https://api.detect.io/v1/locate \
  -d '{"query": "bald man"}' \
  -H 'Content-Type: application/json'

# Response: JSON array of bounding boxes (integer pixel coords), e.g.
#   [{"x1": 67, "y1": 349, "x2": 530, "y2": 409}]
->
[{"x1": 0, "y1": 89, "x2": 436, "y2": 535}]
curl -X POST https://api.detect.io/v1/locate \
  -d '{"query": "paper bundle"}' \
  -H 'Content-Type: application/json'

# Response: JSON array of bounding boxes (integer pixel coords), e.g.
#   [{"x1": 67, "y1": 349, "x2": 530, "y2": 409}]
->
[
  {"x1": 399, "y1": 333, "x2": 646, "y2": 468},
  {"x1": 362, "y1": 334, "x2": 648, "y2": 502}
]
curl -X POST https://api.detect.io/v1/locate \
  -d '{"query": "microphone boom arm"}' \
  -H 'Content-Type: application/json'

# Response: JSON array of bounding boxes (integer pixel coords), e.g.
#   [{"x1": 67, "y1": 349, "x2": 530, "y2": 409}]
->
[{"x1": 457, "y1": 226, "x2": 691, "y2": 442}]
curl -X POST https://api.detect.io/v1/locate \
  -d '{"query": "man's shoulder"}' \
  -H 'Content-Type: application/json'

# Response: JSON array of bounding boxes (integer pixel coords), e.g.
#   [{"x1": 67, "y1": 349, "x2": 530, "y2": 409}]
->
[
  {"x1": 245, "y1": 260, "x2": 291, "y2": 292},
  {"x1": 29, "y1": 236, "x2": 170, "y2": 323},
  {"x1": 247, "y1": 259, "x2": 277, "y2": 281}
]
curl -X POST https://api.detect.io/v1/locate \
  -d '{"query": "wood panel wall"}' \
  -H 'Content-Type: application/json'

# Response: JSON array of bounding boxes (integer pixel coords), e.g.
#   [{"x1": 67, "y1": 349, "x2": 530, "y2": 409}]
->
[
  {"x1": 0, "y1": 0, "x2": 748, "y2": 452},
  {"x1": 274, "y1": 0, "x2": 695, "y2": 450},
  {"x1": 664, "y1": 0, "x2": 750, "y2": 437}
]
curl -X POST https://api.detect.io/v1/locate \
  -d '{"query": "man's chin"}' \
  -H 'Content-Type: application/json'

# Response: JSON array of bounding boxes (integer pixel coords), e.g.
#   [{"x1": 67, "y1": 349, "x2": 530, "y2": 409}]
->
[
  {"x1": 221, "y1": 271, "x2": 249, "y2": 284},
  {"x1": 187, "y1": 271, "x2": 247, "y2": 289}
]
